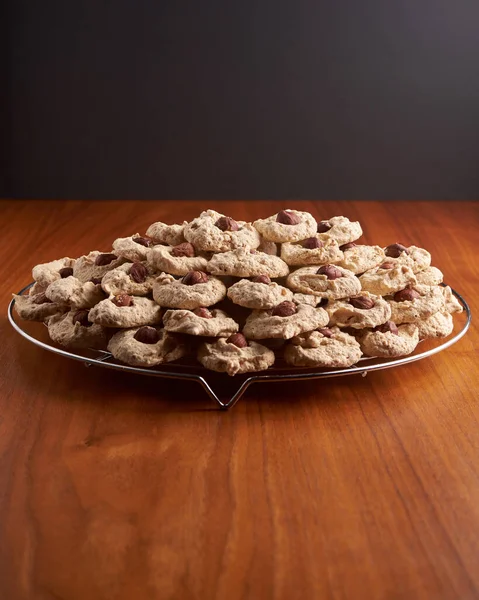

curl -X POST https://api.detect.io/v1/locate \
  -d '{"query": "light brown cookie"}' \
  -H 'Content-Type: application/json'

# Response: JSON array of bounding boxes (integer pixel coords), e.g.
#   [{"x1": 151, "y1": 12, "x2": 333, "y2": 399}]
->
[
  {"x1": 101, "y1": 262, "x2": 158, "y2": 296},
  {"x1": 112, "y1": 234, "x2": 156, "y2": 262},
  {"x1": 257, "y1": 237, "x2": 278, "y2": 255},
  {"x1": 13, "y1": 291, "x2": 68, "y2": 322},
  {"x1": 280, "y1": 237, "x2": 343, "y2": 266},
  {"x1": 147, "y1": 243, "x2": 208, "y2": 276},
  {"x1": 198, "y1": 334, "x2": 275, "y2": 376},
  {"x1": 416, "y1": 311, "x2": 454, "y2": 340},
  {"x1": 145, "y1": 221, "x2": 187, "y2": 246},
  {"x1": 337, "y1": 243, "x2": 385, "y2": 274},
  {"x1": 286, "y1": 265, "x2": 361, "y2": 299},
  {"x1": 316, "y1": 216, "x2": 363, "y2": 246},
  {"x1": 184, "y1": 210, "x2": 260, "y2": 252},
  {"x1": 253, "y1": 209, "x2": 317, "y2": 243},
  {"x1": 73, "y1": 251, "x2": 125, "y2": 283},
  {"x1": 163, "y1": 308, "x2": 239, "y2": 337},
  {"x1": 383, "y1": 244, "x2": 431, "y2": 273},
  {"x1": 359, "y1": 322, "x2": 419, "y2": 357},
  {"x1": 32, "y1": 257, "x2": 76, "y2": 287},
  {"x1": 440, "y1": 285, "x2": 463, "y2": 314},
  {"x1": 227, "y1": 277, "x2": 293, "y2": 309},
  {"x1": 207, "y1": 248, "x2": 289, "y2": 278},
  {"x1": 108, "y1": 327, "x2": 187, "y2": 367},
  {"x1": 152, "y1": 271, "x2": 226, "y2": 309},
  {"x1": 243, "y1": 302, "x2": 329, "y2": 340},
  {"x1": 45, "y1": 276, "x2": 105, "y2": 309},
  {"x1": 46, "y1": 309, "x2": 108, "y2": 350},
  {"x1": 387, "y1": 285, "x2": 444, "y2": 324},
  {"x1": 284, "y1": 327, "x2": 362, "y2": 368},
  {"x1": 88, "y1": 295, "x2": 163, "y2": 328},
  {"x1": 326, "y1": 292, "x2": 391, "y2": 329},
  {"x1": 292, "y1": 293, "x2": 325, "y2": 307},
  {"x1": 415, "y1": 266, "x2": 444, "y2": 286},
  {"x1": 359, "y1": 262, "x2": 417, "y2": 296}
]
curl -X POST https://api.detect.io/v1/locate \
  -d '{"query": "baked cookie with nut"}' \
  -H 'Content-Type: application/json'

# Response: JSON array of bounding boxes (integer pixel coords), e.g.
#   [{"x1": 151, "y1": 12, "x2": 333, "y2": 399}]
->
[
  {"x1": 292, "y1": 293, "x2": 326, "y2": 307},
  {"x1": 337, "y1": 243, "x2": 385, "y2": 274},
  {"x1": 152, "y1": 271, "x2": 226, "y2": 309},
  {"x1": 101, "y1": 262, "x2": 158, "y2": 296},
  {"x1": 383, "y1": 243, "x2": 431, "y2": 273},
  {"x1": 416, "y1": 311, "x2": 454, "y2": 340},
  {"x1": 145, "y1": 221, "x2": 187, "y2": 246},
  {"x1": 207, "y1": 248, "x2": 289, "y2": 278},
  {"x1": 359, "y1": 261, "x2": 417, "y2": 296},
  {"x1": 46, "y1": 309, "x2": 108, "y2": 350},
  {"x1": 88, "y1": 294, "x2": 163, "y2": 328},
  {"x1": 184, "y1": 210, "x2": 260, "y2": 252},
  {"x1": 45, "y1": 276, "x2": 105, "y2": 309},
  {"x1": 32, "y1": 257, "x2": 76, "y2": 287},
  {"x1": 147, "y1": 242, "x2": 208, "y2": 276},
  {"x1": 316, "y1": 216, "x2": 363, "y2": 246},
  {"x1": 284, "y1": 327, "x2": 362, "y2": 368},
  {"x1": 243, "y1": 302, "x2": 329, "y2": 340},
  {"x1": 415, "y1": 266, "x2": 444, "y2": 286},
  {"x1": 197, "y1": 333, "x2": 275, "y2": 376},
  {"x1": 286, "y1": 264, "x2": 361, "y2": 299},
  {"x1": 386, "y1": 285, "x2": 444, "y2": 324},
  {"x1": 13, "y1": 291, "x2": 68, "y2": 322},
  {"x1": 358, "y1": 321, "x2": 419, "y2": 357},
  {"x1": 280, "y1": 237, "x2": 343, "y2": 266},
  {"x1": 326, "y1": 292, "x2": 391, "y2": 329},
  {"x1": 112, "y1": 234, "x2": 156, "y2": 262},
  {"x1": 253, "y1": 209, "x2": 317, "y2": 243},
  {"x1": 227, "y1": 276, "x2": 293, "y2": 310},
  {"x1": 108, "y1": 326, "x2": 187, "y2": 367},
  {"x1": 73, "y1": 251, "x2": 126, "y2": 283},
  {"x1": 163, "y1": 308, "x2": 239, "y2": 337},
  {"x1": 440, "y1": 285, "x2": 463, "y2": 314}
]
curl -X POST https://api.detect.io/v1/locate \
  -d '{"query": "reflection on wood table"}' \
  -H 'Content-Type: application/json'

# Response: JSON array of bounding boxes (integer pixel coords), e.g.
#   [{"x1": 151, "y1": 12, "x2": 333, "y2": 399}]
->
[{"x1": 1, "y1": 200, "x2": 479, "y2": 600}]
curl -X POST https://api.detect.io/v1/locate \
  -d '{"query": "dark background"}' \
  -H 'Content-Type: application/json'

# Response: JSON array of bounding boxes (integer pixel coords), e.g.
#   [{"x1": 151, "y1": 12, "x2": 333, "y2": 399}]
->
[{"x1": 3, "y1": 0, "x2": 479, "y2": 200}]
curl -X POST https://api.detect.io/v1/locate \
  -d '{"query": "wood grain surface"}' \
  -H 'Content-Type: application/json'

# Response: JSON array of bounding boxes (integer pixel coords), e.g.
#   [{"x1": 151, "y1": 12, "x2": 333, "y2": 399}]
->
[{"x1": 1, "y1": 200, "x2": 478, "y2": 600}]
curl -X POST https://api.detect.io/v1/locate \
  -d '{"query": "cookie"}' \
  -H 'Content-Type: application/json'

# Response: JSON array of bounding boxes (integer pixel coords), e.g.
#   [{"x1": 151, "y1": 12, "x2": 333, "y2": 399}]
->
[
  {"x1": 280, "y1": 237, "x2": 344, "y2": 266},
  {"x1": 253, "y1": 209, "x2": 317, "y2": 243},
  {"x1": 337, "y1": 244, "x2": 385, "y2": 274},
  {"x1": 284, "y1": 327, "x2": 362, "y2": 368},
  {"x1": 29, "y1": 282, "x2": 47, "y2": 295},
  {"x1": 415, "y1": 266, "x2": 444, "y2": 286},
  {"x1": 440, "y1": 285, "x2": 463, "y2": 314},
  {"x1": 112, "y1": 234, "x2": 156, "y2": 262},
  {"x1": 197, "y1": 335, "x2": 275, "y2": 376},
  {"x1": 46, "y1": 310, "x2": 108, "y2": 350},
  {"x1": 108, "y1": 327, "x2": 187, "y2": 367},
  {"x1": 45, "y1": 276, "x2": 105, "y2": 309},
  {"x1": 286, "y1": 265, "x2": 361, "y2": 299},
  {"x1": 147, "y1": 243, "x2": 208, "y2": 276},
  {"x1": 73, "y1": 251, "x2": 125, "y2": 283},
  {"x1": 145, "y1": 221, "x2": 187, "y2": 246},
  {"x1": 88, "y1": 295, "x2": 163, "y2": 328},
  {"x1": 184, "y1": 210, "x2": 260, "y2": 252},
  {"x1": 32, "y1": 257, "x2": 76, "y2": 287},
  {"x1": 163, "y1": 308, "x2": 239, "y2": 337},
  {"x1": 152, "y1": 271, "x2": 226, "y2": 309},
  {"x1": 227, "y1": 277, "x2": 293, "y2": 309},
  {"x1": 359, "y1": 322, "x2": 419, "y2": 358},
  {"x1": 326, "y1": 292, "x2": 391, "y2": 329},
  {"x1": 101, "y1": 262, "x2": 158, "y2": 296},
  {"x1": 316, "y1": 216, "x2": 363, "y2": 246},
  {"x1": 207, "y1": 248, "x2": 289, "y2": 278},
  {"x1": 359, "y1": 262, "x2": 417, "y2": 296},
  {"x1": 387, "y1": 285, "x2": 444, "y2": 324},
  {"x1": 292, "y1": 293, "x2": 325, "y2": 307},
  {"x1": 383, "y1": 244, "x2": 431, "y2": 273},
  {"x1": 243, "y1": 302, "x2": 329, "y2": 340},
  {"x1": 13, "y1": 291, "x2": 68, "y2": 322},
  {"x1": 416, "y1": 311, "x2": 454, "y2": 340}
]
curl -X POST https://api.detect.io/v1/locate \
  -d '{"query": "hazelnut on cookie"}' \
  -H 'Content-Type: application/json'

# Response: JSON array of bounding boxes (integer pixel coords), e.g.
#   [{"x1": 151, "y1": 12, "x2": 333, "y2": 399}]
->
[
  {"x1": 337, "y1": 243, "x2": 385, "y2": 275},
  {"x1": 184, "y1": 210, "x2": 260, "y2": 252},
  {"x1": 359, "y1": 261, "x2": 417, "y2": 296},
  {"x1": 46, "y1": 309, "x2": 108, "y2": 350},
  {"x1": 326, "y1": 292, "x2": 391, "y2": 329},
  {"x1": 112, "y1": 234, "x2": 156, "y2": 262},
  {"x1": 358, "y1": 321, "x2": 419, "y2": 358},
  {"x1": 108, "y1": 327, "x2": 187, "y2": 367},
  {"x1": 316, "y1": 216, "x2": 362, "y2": 246},
  {"x1": 286, "y1": 265, "x2": 361, "y2": 299},
  {"x1": 152, "y1": 271, "x2": 226, "y2": 309},
  {"x1": 386, "y1": 284, "x2": 444, "y2": 324},
  {"x1": 32, "y1": 257, "x2": 76, "y2": 287},
  {"x1": 383, "y1": 243, "x2": 431, "y2": 273},
  {"x1": 88, "y1": 295, "x2": 163, "y2": 328},
  {"x1": 163, "y1": 308, "x2": 239, "y2": 337},
  {"x1": 243, "y1": 302, "x2": 329, "y2": 340},
  {"x1": 207, "y1": 248, "x2": 289, "y2": 278},
  {"x1": 227, "y1": 276, "x2": 293, "y2": 310},
  {"x1": 147, "y1": 242, "x2": 208, "y2": 276},
  {"x1": 13, "y1": 290, "x2": 68, "y2": 322},
  {"x1": 253, "y1": 209, "x2": 317, "y2": 243},
  {"x1": 101, "y1": 261, "x2": 158, "y2": 296},
  {"x1": 73, "y1": 251, "x2": 125, "y2": 283},
  {"x1": 45, "y1": 276, "x2": 105, "y2": 309},
  {"x1": 280, "y1": 237, "x2": 343, "y2": 266},
  {"x1": 284, "y1": 327, "x2": 362, "y2": 368},
  {"x1": 145, "y1": 221, "x2": 187, "y2": 246}
]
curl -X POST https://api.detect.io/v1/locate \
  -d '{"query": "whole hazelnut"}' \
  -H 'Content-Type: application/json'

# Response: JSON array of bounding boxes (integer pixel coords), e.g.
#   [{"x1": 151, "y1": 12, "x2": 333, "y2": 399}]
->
[
  {"x1": 215, "y1": 216, "x2": 239, "y2": 231},
  {"x1": 375, "y1": 321, "x2": 399, "y2": 335},
  {"x1": 72, "y1": 309, "x2": 92, "y2": 327},
  {"x1": 317, "y1": 264, "x2": 343, "y2": 280},
  {"x1": 272, "y1": 301, "x2": 297, "y2": 317},
  {"x1": 111, "y1": 294, "x2": 133, "y2": 307},
  {"x1": 171, "y1": 242, "x2": 195, "y2": 257},
  {"x1": 133, "y1": 236, "x2": 152, "y2": 247},
  {"x1": 193, "y1": 307, "x2": 213, "y2": 319},
  {"x1": 385, "y1": 243, "x2": 409, "y2": 258},
  {"x1": 95, "y1": 253, "x2": 117, "y2": 266},
  {"x1": 317, "y1": 221, "x2": 331, "y2": 233},
  {"x1": 380, "y1": 261, "x2": 395, "y2": 270},
  {"x1": 302, "y1": 237, "x2": 323, "y2": 249},
  {"x1": 59, "y1": 267, "x2": 74, "y2": 278},
  {"x1": 340, "y1": 242, "x2": 357, "y2": 251},
  {"x1": 182, "y1": 271, "x2": 209, "y2": 285},
  {"x1": 252, "y1": 275, "x2": 271, "y2": 284},
  {"x1": 134, "y1": 326, "x2": 160, "y2": 344},
  {"x1": 276, "y1": 210, "x2": 301, "y2": 225},
  {"x1": 318, "y1": 327, "x2": 334, "y2": 338},
  {"x1": 226, "y1": 333, "x2": 248, "y2": 348},
  {"x1": 129, "y1": 262, "x2": 148, "y2": 283},
  {"x1": 349, "y1": 296, "x2": 375, "y2": 310},
  {"x1": 393, "y1": 288, "x2": 420, "y2": 302}
]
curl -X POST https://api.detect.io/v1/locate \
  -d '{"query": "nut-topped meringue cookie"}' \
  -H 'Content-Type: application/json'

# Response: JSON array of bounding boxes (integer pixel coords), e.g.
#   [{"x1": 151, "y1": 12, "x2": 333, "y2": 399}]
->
[
  {"x1": 284, "y1": 326, "x2": 362, "y2": 368},
  {"x1": 439, "y1": 285, "x2": 463, "y2": 314},
  {"x1": 198, "y1": 334, "x2": 275, "y2": 376},
  {"x1": 32, "y1": 257, "x2": 76, "y2": 287},
  {"x1": 253, "y1": 209, "x2": 317, "y2": 243},
  {"x1": 386, "y1": 284, "x2": 444, "y2": 324},
  {"x1": 280, "y1": 237, "x2": 344, "y2": 266},
  {"x1": 147, "y1": 242, "x2": 208, "y2": 276},
  {"x1": 207, "y1": 248, "x2": 289, "y2": 278},
  {"x1": 145, "y1": 221, "x2": 187, "y2": 246},
  {"x1": 243, "y1": 302, "x2": 329, "y2": 340},
  {"x1": 359, "y1": 261, "x2": 417, "y2": 296},
  {"x1": 415, "y1": 266, "x2": 444, "y2": 286},
  {"x1": 45, "y1": 276, "x2": 105, "y2": 309},
  {"x1": 337, "y1": 243, "x2": 385, "y2": 275},
  {"x1": 46, "y1": 309, "x2": 108, "y2": 350},
  {"x1": 184, "y1": 210, "x2": 260, "y2": 252},
  {"x1": 227, "y1": 276, "x2": 293, "y2": 309},
  {"x1": 112, "y1": 234, "x2": 156, "y2": 262},
  {"x1": 88, "y1": 295, "x2": 163, "y2": 328},
  {"x1": 383, "y1": 243, "x2": 431, "y2": 273},
  {"x1": 358, "y1": 321, "x2": 419, "y2": 357},
  {"x1": 326, "y1": 292, "x2": 391, "y2": 329},
  {"x1": 152, "y1": 271, "x2": 226, "y2": 309},
  {"x1": 13, "y1": 290, "x2": 68, "y2": 322},
  {"x1": 101, "y1": 261, "x2": 158, "y2": 296},
  {"x1": 73, "y1": 251, "x2": 126, "y2": 283},
  {"x1": 316, "y1": 216, "x2": 363, "y2": 246},
  {"x1": 108, "y1": 327, "x2": 188, "y2": 367},
  {"x1": 286, "y1": 264, "x2": 361, "y2": 299},
  {"x1": 163, "y1": 308, "x2": 239, "y2": 337}
]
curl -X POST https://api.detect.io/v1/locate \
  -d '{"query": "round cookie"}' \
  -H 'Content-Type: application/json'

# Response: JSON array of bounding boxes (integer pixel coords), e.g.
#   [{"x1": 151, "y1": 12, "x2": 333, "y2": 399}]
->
[
  {"x1": 227, "y1": 278, "x2": 293, "y2": 310},
  {"x1": 45, "y1": 276, "x2": 105, "y2": 309},
  {"x1": 280, "y1": 238, "x2": 343, "y2": 267},
  {"x1": 112, "y1": 234, "x2": 156, "y2": 262},
  {"x1": 152, "y1": 272, "x2": 226, "y2": 309},
  {"x1": 359, "y1": 262, "x2": 417, "y2": 296},
  {"x1": 383, "y1": 244, "x2": 431, "y2": 273},
  {"x1": 32, "y1": 257, "x2": 76, "y2": 287},
  {"x1": 108, "y1": 327, "x2": 187, "y2": 367},
  {"x1": 147, "y1": 243, "x2": 208, "y2": 276},
  {"x1": 286, "y1": 265, "x2": 361, "y2": 299},
  {"x1": 73, "y1": 251, "x2": 126, "y2": 283},
  {"x1": 292, "y1": 293, "x2": 326, "y2": 307},
  {"x1": 284, "y1": 327, "x2": 362, "y2": 368},
  {"x1": 337, "y1": 244, "x2": 385, "y2": 275},
  {"x1": 243, "y1": 303, "x2": 329, "y2": 340},
  {"x1": 184, "y1": 210, "x2": 260, "y2": 252},
  {"x1": 145, "y1": 221, "x2": 187, "y2": 246},
  {"x1": 13, "y1": 291, "x2": 68, "y2": 322},
  {"x1": 387, "y1": 284, "x2": 444, "y2": 324},
  {"x1": 198, "y1": 336, "x2": 275, "y2": 376},
  {"x1": 416, "y1": 311, "x2": 454, "y2": 340},
  {"x1": 46, "y1": 310, "x2": 108, "y2": 350},
  {"x1": 327, "y1": 292, "x2": 391, "y2": 329},
  {"x1": 359, "y1": 323, "x2": 419, "y2": 358},
  {"x1": 253, "y1": 209, "x2": 317, "y2": 243},
  {"x1": 163, "y1": 308, "x2": 238, "y2": 337},
  {"x1": 415, "y1": 266, "x2": 444, "y2": 286},
  {"x1": 88, "y1": 295, "x2": 163, "y2": 328},
  {"x1": 440, "y1": 285, "x2": 463, "y2": 314},
  {"x1": 101, "y1": 262, "x2": 158, "y2": 296},
  {"x1": 316, "y1": 216, "x2": 363, "y2": 246},
  {"x1": 207, "y1": 248, "x2": 289, "y2": 278}
]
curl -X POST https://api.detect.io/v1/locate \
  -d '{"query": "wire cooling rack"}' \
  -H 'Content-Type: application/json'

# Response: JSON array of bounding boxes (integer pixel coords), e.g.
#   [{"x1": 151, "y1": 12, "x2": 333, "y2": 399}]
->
[{"x1": 8, "y1": 283, "x2": 471, "y2": 409}]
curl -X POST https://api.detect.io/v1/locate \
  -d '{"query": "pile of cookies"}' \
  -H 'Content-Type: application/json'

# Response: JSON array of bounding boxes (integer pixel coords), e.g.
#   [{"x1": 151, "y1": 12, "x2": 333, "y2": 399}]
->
[{"x1": 13, "y1": 209, "x2": 463, "y2": 376}]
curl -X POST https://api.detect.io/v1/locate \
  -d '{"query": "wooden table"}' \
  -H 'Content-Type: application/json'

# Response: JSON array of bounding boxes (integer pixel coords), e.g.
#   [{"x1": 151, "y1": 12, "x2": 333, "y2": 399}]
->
[{"x1": 1, "y1": 200, "x2": 478, "y2": 600}]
